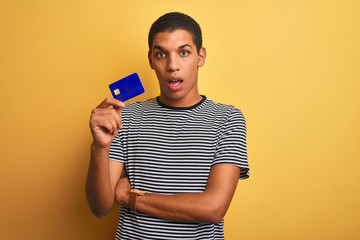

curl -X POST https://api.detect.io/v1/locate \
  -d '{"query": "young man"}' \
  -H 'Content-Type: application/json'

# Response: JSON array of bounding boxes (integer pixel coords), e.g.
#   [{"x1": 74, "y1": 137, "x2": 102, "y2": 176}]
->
[{"x1": 86, "y1": 12, "x2": 249, "y2": 239}]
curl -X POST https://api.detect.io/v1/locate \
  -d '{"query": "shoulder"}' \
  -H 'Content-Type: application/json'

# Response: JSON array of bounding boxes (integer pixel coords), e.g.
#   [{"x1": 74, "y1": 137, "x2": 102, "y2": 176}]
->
[{"x1": 203, "y1": 98, "x2": 246, "y2": 123}]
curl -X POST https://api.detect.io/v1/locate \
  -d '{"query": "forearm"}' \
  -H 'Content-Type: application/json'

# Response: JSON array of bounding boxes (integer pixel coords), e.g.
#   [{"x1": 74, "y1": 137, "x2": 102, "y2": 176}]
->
[
  {"x1": 87, "y1": 98, "x2": 125, "y2": 217},
  {"x1": 136, "y1": 191, "x2": 226, "y2": 224},
  {"x1": 116, "y1": 165, "x2": 239, "y2": 223},
  {"x1": 85, "y1": 144, "x2": 115, "y2": 218}
]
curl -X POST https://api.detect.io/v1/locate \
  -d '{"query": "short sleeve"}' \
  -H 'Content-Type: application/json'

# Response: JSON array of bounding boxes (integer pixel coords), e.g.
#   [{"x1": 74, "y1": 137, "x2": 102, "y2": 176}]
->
[
  {"x1": 108, "y1": 131, "x2": 125, "y2": 163},
  {"x1": 213, "y1": 108, "x2": 249, "y2": 179}
]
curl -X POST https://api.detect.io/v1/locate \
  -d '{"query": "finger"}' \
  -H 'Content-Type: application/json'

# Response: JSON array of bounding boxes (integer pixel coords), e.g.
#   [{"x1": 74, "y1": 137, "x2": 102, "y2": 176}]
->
[
  {"x1": 108, "y1": 117, "x2": 119, "y2": 135},
  {"x1": 119, "y1": 176, "x2": 130, "y2": 187},
  {"x1": 97, "y1": 98, "x2": 125, "y2": 109},
  {"x1": 111, "y1": 108, "x2": 123, "y2": 129},
  {"x1": 91, "y1": 108, "x2": 122, "y2": 130},
  {"x1": 100, "y1": 119, "x2": 114, "y2": 134}
]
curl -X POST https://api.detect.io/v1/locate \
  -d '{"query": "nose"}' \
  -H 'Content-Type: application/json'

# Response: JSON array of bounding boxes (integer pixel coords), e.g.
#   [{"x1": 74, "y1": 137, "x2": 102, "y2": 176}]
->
[{"x1": 166, "y1": 53, "x2": 180, "y2": 72}]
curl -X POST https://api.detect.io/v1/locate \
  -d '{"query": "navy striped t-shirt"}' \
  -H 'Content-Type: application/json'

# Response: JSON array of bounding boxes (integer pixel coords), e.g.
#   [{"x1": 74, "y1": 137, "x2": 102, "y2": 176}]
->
[{"x1": 109, "y1": 96, "x2": 249, "y2": 240}]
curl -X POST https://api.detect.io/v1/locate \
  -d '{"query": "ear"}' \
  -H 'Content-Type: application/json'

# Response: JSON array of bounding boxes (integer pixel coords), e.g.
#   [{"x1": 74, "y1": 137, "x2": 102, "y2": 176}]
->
[
  {"x1": 197, "y1": 47, "x2": 206, "y2": 67},
  {"x1": 148, "y1": 51, "x2": 154, "y2": 69}
]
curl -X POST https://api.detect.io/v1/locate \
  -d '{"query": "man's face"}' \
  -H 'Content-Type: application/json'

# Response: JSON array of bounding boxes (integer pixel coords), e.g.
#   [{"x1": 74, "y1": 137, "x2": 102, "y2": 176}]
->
[{"x1": 148, "y1": 29, "x2": 206, "y2": 107}]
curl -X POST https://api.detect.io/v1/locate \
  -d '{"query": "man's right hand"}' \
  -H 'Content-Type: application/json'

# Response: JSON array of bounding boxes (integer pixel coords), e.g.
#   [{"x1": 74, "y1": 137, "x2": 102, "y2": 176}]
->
[{"x1": 89, "y1": 98, "x2": 125, "y2": 149}]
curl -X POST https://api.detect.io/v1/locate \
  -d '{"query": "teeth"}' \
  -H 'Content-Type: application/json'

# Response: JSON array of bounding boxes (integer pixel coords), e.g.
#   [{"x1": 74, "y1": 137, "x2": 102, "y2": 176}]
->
[{"x1": 169, "y1": 80, "x2": 182, "y2": 86}]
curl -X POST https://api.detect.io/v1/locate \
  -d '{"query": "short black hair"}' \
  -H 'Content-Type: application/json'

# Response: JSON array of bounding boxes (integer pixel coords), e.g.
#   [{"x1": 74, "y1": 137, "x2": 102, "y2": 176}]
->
[{"x1": 148, "y1": 12, "x2": 203, "y2": 53}]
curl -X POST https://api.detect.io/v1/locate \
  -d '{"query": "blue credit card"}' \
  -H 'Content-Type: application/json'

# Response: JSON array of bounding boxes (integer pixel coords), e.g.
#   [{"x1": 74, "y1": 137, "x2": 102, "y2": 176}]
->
[{"x1": 109, "y1": 73, "x2": 145, "y2": 102}]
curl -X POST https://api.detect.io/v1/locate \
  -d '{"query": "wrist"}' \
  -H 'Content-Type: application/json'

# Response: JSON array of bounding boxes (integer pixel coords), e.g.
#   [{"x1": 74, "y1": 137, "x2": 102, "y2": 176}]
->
[
  {"x1": 128, "y1": 189, "x2": 146, "y2": 212},
  {"x1": 91, "y1": 142, "x2": 110, "y2": 153}
]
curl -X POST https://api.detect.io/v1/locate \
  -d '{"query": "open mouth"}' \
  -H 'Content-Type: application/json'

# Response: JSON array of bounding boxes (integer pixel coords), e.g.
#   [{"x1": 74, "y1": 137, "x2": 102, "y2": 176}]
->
[{"x1": 167, "y1": 79, "x2": 183, "y2": 91}]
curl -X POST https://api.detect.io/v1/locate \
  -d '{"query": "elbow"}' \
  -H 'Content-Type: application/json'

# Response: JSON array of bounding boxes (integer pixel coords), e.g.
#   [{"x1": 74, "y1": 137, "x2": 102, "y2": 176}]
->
[
  {"x1": 93, "y1": 211, "x2": 107, "y2": 219},
  {"x1": 86, "y1": 191, "x2": 114, "y2": 218},
  {"x1": 208, "y1": 212, "x2": 224, "y2": 224},
  {"x1": 205, "y1": 203, "x2": 227, "y2": 224},
  {"x1": 86, "y1": 195, "x2": 113, "y2": 219},
  {"x1": 210, "y1": 217, "x2": 224, "y2": 224},
  {"x1": 90, "y1": 206, "x2": 111, "y2": 218}
]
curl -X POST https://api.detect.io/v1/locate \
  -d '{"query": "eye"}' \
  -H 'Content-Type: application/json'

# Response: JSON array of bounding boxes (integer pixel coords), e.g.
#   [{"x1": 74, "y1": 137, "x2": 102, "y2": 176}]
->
[
  {"x1": 180, "y1": 50, "x2": 189, "y2": 56},
  {"x1": 155, "y1": 52, "x2": 166, "y2": 58}
]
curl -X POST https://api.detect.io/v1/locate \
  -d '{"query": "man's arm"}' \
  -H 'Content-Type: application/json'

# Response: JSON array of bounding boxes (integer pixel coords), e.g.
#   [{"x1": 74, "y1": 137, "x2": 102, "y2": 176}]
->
[
  {"x1": 86, "y1": 98, "x2": 125, "y2": 218},
  {"x1": 116, "y1": 164, "x2": 240, "y2": 223}
]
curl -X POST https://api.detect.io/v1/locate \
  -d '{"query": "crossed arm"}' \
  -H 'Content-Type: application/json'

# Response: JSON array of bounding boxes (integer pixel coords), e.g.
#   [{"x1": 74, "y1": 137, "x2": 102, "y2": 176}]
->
[
  {"x1": 85, "y1": 98, "x2": 241, "y2": 222},
  {"x1": 115, "y1": 163, "x2": 240, "y2": 224},
  {"x1": 86, "y1": 143, "x2": 240, "y2": 223}
]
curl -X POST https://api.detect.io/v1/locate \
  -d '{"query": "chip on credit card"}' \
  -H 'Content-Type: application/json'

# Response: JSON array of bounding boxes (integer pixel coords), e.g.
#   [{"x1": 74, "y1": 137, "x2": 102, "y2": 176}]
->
[{"x1": 109, "y1": 73, "x2": 145, "y2": 102}]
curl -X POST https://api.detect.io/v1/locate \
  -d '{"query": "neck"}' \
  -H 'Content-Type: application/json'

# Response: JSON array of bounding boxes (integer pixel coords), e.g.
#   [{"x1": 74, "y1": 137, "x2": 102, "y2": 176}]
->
[{"x1": 158, "y1": 93, "x2": 203, "y2": 108}]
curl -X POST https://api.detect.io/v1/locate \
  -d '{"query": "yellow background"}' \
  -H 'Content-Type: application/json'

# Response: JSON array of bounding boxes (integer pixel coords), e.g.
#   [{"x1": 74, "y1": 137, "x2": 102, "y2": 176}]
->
[{"x1": 1, "y1": 0, "x2": 359, "y2": 239}]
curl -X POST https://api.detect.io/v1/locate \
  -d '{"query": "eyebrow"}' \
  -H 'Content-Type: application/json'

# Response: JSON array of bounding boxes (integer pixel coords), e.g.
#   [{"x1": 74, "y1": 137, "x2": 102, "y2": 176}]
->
[
  {"x1": 179, "y1": 44, "x2": 192, "y2": 49},
  {"x1": 152, "y1": 44, "x2": 193, "y2": 51},
  {"x1": 153, "y1": 45, "x2": 164, "y2": 51}
]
